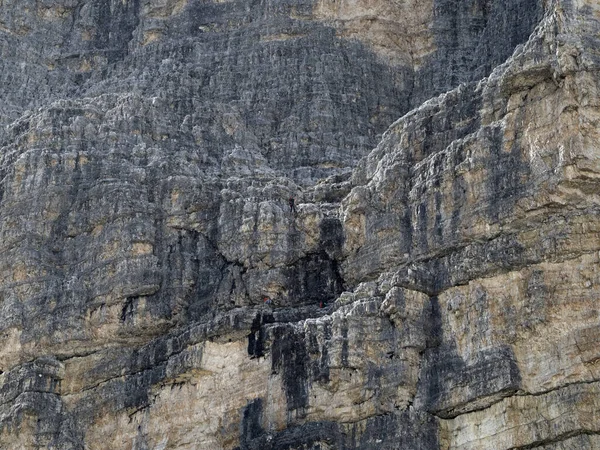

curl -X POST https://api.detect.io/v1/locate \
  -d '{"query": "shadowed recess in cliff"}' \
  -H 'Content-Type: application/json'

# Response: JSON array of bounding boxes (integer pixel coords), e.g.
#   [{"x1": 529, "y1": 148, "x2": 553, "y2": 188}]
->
[{"x1": 280, "y1": 252, "x2": 344, "y2": 307}]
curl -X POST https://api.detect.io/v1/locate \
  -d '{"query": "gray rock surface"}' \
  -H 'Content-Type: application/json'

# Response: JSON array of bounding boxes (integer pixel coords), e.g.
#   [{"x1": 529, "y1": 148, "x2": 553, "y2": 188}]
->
[{"x1": 2, "y1": 0, "x2": 600, "y2": 449}]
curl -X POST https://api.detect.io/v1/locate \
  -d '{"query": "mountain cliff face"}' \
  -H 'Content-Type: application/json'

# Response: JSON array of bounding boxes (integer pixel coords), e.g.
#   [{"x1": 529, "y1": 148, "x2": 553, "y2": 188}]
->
[{"x1": 1, "y1": 0, "x2": 599, "y2": 449}]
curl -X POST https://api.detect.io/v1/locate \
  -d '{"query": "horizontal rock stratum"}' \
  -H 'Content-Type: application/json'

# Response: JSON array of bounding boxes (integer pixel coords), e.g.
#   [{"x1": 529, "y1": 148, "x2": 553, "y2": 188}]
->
[{"x1": 1, "y1": 0, "x2": 599, "y2": 448}]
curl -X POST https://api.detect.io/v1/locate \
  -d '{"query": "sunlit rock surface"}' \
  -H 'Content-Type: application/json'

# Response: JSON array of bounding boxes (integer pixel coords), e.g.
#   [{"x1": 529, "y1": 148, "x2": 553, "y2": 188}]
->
[{"x1": 1, "y1": 0, "x2": 599, "y2": 449}]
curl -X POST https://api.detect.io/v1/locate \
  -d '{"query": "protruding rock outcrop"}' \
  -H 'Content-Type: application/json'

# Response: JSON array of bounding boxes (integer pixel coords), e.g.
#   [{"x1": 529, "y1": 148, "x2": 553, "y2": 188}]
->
[{"x1": 1, "y1": 0, "x2": 599, "y2": 449}]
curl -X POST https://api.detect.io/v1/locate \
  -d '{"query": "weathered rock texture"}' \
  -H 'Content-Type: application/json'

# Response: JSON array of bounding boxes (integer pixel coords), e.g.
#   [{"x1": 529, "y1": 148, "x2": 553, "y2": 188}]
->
[{"x1": 1, "y1": 0, "x2": 600, "y2": 449}]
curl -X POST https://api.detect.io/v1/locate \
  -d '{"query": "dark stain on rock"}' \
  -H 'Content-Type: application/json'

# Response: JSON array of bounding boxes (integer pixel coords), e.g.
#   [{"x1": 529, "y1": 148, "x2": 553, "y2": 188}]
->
[
  {"x1": 240, "y1": 398, "x2": 264, "y2": 448},
  {"x1": 417, "y1": 296, "x2": 522, "y2": 418},
  {"x1": 415, "y1": 0, "x2": 544, "y2": 106},
  {"x1": 93, "y1": 0, "x2": 141, "y2": 62},
  {"x1": 248, "y1": 312, "x2": 274, "y2": 358},
  {"x1": 270, "y1": 325, "x2": 309, "y2": 414},
  {"x1": 306, "y1": 320, "x2": 331, "y2": 384},
  {"x1": 240, "y1": 411, "x2": 439, "y2": 449},
  {"x1": 240, "y1": 421, "x2": 341, "y2": 450},
  {"x1": 485, "y1": 125, "x2": 526, "y2": 222}
]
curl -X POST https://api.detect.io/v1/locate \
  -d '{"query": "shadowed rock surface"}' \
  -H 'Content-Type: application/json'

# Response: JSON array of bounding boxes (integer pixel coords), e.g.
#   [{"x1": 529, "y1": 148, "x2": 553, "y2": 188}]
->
[{"x1": 1, "y1": 0, "x2": 600, "y2": 449}]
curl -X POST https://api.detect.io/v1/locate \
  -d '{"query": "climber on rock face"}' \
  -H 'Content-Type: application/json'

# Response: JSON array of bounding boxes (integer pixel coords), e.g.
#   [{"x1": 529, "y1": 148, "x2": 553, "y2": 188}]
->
[{"x1": 288, "y1": 196, "x2": 297, "y2": 215}]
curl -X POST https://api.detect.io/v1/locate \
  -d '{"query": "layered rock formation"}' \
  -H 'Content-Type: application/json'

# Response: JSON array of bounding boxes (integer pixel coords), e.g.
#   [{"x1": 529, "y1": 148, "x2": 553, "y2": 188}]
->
[{"x1": 1, "y1": 0, "x2": 599, "y2": 448}]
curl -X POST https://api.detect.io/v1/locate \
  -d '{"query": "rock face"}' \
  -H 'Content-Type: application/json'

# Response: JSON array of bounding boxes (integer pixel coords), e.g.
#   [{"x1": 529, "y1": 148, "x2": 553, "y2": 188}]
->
[{"x1": 1, "y1": 0, "x2": 600, "y2": 449}]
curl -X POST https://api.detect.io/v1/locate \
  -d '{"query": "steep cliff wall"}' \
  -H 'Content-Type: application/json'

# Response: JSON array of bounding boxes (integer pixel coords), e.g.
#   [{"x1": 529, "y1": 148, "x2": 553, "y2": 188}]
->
[{"x1": 1, "y1": 0, "x2": 599, "y2": 449}]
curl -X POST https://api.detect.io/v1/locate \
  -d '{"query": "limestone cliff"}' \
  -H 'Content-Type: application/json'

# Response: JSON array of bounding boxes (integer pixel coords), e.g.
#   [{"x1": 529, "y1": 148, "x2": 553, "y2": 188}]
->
[{"x1": 1, "y1": 0, "x2": 599, "y2": 449}]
